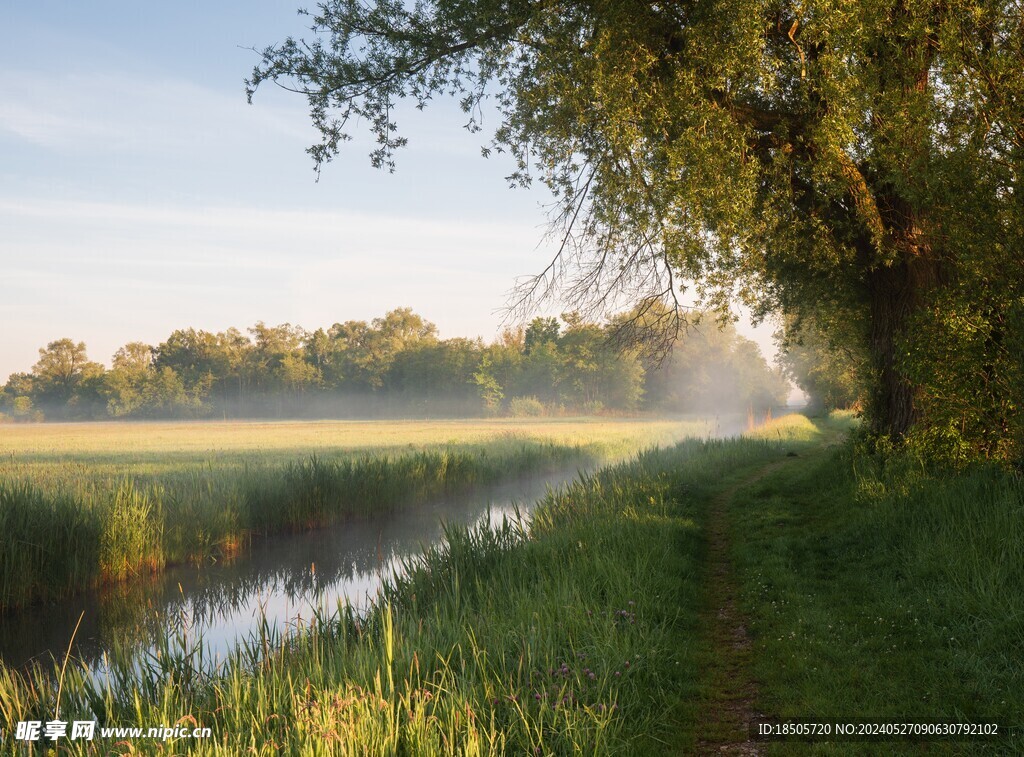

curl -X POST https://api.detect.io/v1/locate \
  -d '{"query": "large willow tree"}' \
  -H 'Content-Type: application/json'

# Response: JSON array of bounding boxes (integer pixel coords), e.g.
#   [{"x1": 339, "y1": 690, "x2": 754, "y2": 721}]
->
[{"x1": 249, "y1": 0, "x2": 1024, "y2": 459}]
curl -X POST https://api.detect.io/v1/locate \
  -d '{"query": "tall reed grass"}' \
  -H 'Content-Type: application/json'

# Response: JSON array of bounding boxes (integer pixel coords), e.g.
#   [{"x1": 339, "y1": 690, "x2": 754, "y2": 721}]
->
[{"x1": 0, "y1": 442, "x2": 588, "y2": 610}]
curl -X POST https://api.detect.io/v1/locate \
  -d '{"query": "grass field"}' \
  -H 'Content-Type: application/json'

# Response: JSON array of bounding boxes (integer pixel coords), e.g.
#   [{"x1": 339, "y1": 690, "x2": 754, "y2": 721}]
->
[
  {"x1": 0, "y1": 417, "x2": 708, "y2": 609},
  {"x1": 0, "y1": 417, "x2": 703, "y2": 469}
]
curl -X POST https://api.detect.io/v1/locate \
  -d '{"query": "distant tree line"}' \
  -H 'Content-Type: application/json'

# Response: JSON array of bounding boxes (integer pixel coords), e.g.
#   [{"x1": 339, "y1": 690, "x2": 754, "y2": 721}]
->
[{"x1": 0, "y1": 308, "x2": 788, "y2": 421}]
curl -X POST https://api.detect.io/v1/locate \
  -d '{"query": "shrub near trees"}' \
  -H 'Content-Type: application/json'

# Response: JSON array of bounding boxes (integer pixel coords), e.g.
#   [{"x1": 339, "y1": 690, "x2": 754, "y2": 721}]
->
[{"x1": 0, "y1": 309, "x2": 787, "y2": 421}]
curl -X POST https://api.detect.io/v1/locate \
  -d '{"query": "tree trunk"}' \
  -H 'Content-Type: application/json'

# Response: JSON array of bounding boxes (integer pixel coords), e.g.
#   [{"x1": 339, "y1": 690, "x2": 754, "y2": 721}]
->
[
  {"x1": 868, "y1": 261, "x2": 916, "y2": 439},
  {"x1": 867, "y1": 248, "x2": 943, "y2": 440}
]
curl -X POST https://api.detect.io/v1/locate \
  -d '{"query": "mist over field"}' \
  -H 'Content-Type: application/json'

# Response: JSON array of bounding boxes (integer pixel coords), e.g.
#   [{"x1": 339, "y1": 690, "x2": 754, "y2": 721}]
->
[{"x1": 0, "y1": 307, "x2": 790, "y2": 424}]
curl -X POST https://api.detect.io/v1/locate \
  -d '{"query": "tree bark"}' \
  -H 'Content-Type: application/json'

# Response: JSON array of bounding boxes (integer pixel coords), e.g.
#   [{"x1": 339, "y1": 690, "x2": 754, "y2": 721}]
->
[
  {"x1": 868, "y1": 261, "x2": 916, "y2": 439},
  {"x1": 867, "y1": 240, "x2": 943, "y2": 440}
]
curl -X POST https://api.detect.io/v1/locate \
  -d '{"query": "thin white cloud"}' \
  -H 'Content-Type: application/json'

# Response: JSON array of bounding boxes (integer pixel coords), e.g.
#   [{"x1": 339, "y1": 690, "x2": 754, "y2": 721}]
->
[
  {"x1": 0, "y1": 69, "x2": 313, "y2": 153},
  {"x1": 0, "y1": 197, "x2": 542, "y2": 254},
  {"x1": 0, "y1": 100, "x2": 124, "y2": 148},
  {"x1": 0, "y1": 68, "x2": 487, "y2": 160}
]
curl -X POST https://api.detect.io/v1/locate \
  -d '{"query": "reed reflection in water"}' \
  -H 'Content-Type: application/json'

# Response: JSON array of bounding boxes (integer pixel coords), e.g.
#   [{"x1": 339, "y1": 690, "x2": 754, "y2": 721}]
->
[{"x1": 0, "y1": 469, "x2": 577, "y2": 673}]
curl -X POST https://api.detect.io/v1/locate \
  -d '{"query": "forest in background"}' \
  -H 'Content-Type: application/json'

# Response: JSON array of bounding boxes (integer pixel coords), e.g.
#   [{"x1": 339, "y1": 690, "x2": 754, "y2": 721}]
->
[{"x1": 0, "y1": 308, "x2": 789, "y2": 421}]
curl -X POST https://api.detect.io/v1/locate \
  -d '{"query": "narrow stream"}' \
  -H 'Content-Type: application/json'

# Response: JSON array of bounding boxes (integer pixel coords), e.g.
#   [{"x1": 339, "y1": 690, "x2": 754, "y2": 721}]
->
[
  {"x1": 0, "y1": 413, "x2": 764, "y2": 677},
  {"x1": 0, "y1": 468, "x2": 583, "y2": 673}
]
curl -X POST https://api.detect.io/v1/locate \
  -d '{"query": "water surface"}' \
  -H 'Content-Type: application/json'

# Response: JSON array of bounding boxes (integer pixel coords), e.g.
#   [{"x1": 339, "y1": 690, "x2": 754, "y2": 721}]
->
[{"x1": 0, "y1": 469, "x2": 579, "y2": 673}]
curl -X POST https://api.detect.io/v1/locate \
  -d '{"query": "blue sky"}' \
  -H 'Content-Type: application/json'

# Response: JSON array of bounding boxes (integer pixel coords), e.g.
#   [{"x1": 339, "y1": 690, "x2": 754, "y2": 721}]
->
[{"x1": 1, "y1": 1, "x2": 777, "y2": 381}]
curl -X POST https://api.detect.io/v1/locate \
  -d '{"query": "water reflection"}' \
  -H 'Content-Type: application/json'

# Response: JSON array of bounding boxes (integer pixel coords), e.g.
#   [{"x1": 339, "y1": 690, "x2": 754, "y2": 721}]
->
[{"x1": 0, "y1": 470, "x2": 576, "y2": 672}]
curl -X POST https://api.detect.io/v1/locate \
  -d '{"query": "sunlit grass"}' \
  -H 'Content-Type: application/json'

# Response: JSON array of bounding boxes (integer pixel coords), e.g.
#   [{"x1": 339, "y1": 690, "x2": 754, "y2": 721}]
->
[
  {"x1": 0, "y1": 417, "x2": 699, "y2": 471},
  {"x1": 746, "y1": 410, "x2": 854, "y2": 444}
]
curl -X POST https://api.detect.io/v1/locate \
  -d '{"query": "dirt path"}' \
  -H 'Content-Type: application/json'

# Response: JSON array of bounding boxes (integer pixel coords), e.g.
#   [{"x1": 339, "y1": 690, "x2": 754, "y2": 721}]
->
[{"x1": 694, "y1": 459, "x2": 794, "y2": 755}]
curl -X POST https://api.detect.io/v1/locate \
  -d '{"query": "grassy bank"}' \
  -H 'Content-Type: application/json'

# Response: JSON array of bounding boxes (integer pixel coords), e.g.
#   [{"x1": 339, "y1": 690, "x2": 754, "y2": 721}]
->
[
  {"x1": 0, "y1": 419, "x2": 698, "y2": 610},
  {"x1": 730, "y1": 426, "x2": 1024, "y2": 754},
  {"x1": 0, "y1": 416, "x2": 818, "y2": 754},
  {"x1": 0, "y1": 443, "x2": 580, "y2": 610}
]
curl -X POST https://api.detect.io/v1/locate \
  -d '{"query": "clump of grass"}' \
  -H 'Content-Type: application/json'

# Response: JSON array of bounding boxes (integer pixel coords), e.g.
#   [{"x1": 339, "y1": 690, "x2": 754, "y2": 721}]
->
[
  {"x1": 100, "y1": 481, "x2": 163, "y2": 582},
  {"x1": 0, "y1": 482, "x2": 102, "y2": 606}
]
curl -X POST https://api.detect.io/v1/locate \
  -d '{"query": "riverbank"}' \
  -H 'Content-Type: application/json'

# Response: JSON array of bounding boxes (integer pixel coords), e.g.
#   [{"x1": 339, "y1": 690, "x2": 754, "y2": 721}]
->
[
  {"x1": 0, "y1": 442, "x2": 583, "y2": 611},
  {"x1": 0, "y1": 415, "x2": 817, "y2": 753},
  {"x1": 0, "y1": 466, "x2": 581, "y2": 672}
]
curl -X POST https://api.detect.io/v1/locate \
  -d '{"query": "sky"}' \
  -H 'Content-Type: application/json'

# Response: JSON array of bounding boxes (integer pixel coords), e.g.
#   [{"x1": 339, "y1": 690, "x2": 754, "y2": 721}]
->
[{"x1": 0, "y1": 1, "x2": 780, "y2": 382}]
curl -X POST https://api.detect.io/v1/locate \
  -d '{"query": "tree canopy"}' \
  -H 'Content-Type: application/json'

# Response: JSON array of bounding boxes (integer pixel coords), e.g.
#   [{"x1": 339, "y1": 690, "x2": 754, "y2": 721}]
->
[{"x1": 248, "y1": 0, "x2": 1024, "y2": 462}]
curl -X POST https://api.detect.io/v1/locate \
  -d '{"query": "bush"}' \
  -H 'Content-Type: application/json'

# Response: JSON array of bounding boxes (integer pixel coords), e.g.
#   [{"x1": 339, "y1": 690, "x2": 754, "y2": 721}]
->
[{"x1": 507, "y1": 396, "x2": 546, "y2": 417}]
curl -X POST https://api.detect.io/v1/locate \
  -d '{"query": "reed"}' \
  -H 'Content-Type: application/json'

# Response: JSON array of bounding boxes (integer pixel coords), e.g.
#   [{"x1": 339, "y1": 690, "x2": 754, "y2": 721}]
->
[{"x1": 0, "y1": 441, "x2": 590, "y2": 610}]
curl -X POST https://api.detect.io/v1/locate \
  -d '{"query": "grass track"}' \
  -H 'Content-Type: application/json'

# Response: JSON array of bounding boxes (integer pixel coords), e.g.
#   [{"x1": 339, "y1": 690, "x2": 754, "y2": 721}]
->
[{"x1": 694, "y1": 459, "x2": 791, "y2": 754}]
